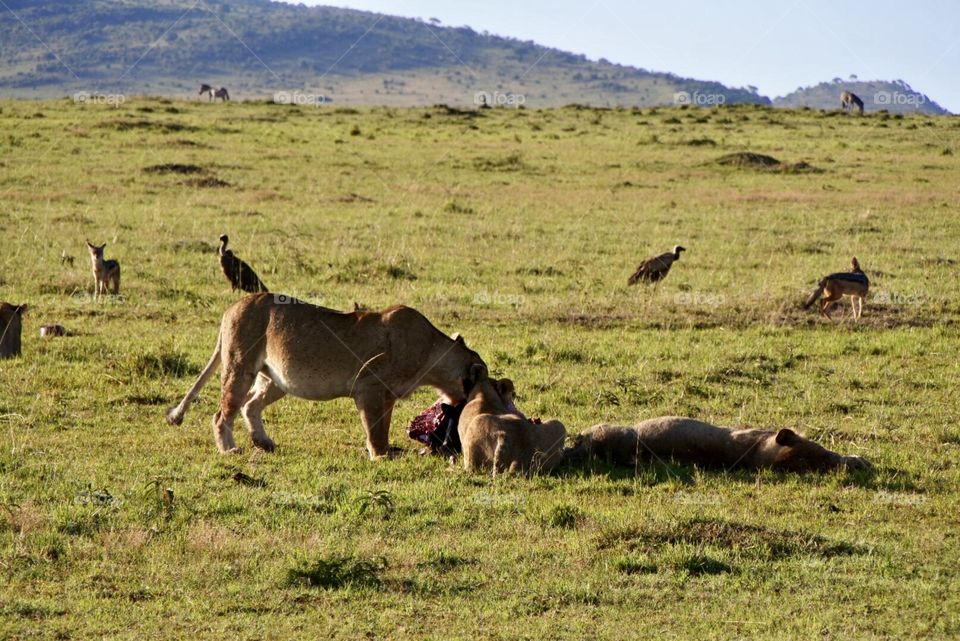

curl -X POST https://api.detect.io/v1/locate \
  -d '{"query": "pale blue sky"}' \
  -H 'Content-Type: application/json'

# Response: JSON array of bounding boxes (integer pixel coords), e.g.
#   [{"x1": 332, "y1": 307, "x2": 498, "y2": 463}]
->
[{"x1": 279, "y1": 0, "x2": 958, "y2": 112}]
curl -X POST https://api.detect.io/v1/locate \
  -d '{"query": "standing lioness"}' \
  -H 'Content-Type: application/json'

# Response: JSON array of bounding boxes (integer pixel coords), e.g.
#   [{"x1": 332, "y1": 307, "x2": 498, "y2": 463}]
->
[{"x1": 166, "y1": 294, "x2": 487, "y2": 458}]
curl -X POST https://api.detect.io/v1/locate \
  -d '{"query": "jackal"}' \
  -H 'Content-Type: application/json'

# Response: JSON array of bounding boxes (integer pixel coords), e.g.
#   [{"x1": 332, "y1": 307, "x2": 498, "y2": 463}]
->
[
  {"x1": 86, "y1": 241, "x2": 121, "y2": 297},
  {"x1": 804, "y1": 257, "x2": 868, "y2": 320}
]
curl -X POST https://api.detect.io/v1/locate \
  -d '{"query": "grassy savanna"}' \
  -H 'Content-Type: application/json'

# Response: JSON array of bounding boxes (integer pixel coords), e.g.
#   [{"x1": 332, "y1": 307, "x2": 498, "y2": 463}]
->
[{"x1": 1, "y1": 98, "x2": 959, "y2": 639}]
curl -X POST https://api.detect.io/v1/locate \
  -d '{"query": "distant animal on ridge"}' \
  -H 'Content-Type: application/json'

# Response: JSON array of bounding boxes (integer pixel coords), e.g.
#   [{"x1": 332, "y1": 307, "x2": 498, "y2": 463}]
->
[
  {"x1": 218, "y1": 234, "x2": 268, "y2": 294},
  {"x1": 0, "y1": 302, "x2": 28, "y2": 359},
  {"x1": 200, "y1": 84, "x2": 229, "y2": 102},
  {"x1": 86, "y1": 241, "x2": 121, "y2": 297},
  {"x1": 804, "y1": 257, "x2": 869, "y2": 320},
  {"x1": 628, "y1": 245, "x2": 686, "y2": 285},
  {"x1": 840, "y1": 91, "x2": 864, "y2": 115}
]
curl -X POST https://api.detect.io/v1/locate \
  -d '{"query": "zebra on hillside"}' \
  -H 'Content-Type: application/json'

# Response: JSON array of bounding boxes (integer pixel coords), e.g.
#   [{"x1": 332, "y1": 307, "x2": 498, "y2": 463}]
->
[{"x1": 199, "y1": 84, "x2": 230, "y2": 102}]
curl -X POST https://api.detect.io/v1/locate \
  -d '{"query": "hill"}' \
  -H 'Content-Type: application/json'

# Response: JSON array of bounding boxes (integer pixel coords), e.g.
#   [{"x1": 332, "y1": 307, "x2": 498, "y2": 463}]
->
[
  {"x1": 774, "y1": 78, "x2": 949, "y2": 114},
  {"x1": 0, "y1": 0, "x2": 770, "y2": 107}
]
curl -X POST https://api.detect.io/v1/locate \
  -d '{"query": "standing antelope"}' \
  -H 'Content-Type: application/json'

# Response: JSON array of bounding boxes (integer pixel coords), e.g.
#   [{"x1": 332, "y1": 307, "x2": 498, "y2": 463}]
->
[
  {"x1": 840, "y1": 91, "x2": 864, "y2": 115},
  {"x1": 86, "y1": 241, "x2": 121, "y2": 297},
  {"x1": 804, "y1": 257, "x2": 869, "y2": 320},
  {"x1": 200, "y1": 84, "x2": 230, "y2": 102}
]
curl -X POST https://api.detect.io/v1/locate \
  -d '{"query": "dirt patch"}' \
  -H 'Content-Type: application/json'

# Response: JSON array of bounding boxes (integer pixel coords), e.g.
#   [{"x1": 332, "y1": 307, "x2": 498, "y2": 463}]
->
[
  {"x1": 98, "y1": 119, "x2": 198, "y2": 133},
  {"x1": 181, "y1": 176, "x2": 231, "y2": 188},
  {"x1": 516, "y1": 266, "x2": 564, "y2": 277},
  {"x1": 554, "y1": 313, "x2": 634, "y2": 329},
  {"x1": 473, "y1": 152, "x2": 527, "y2": 172},
  {"x1": 919, "y1": 256, "x2": 957, "y2": 267},
  {"x1": 705, "y1": 353, "x2": 804, "y2": 387},
  {"x1": 611, "y1": 180, "x2": 657, "y2": 190},
  {"x1": 598, "y1": 517, "x2": 862, "y2": 559},
  {"x1": 714, "y1": 152, "x2": 822, "y2": 173},
  {"x1": 144, "y1": 163, "x2": 205, "y2": 175},
  {"x1": 333, "y1": 192, "x2": 375, "y2": 203},
  {"x1": 432, "y1": 104, "x2": 483, "y2": 118},
  {"x1": 285, "y1": 554, "x2": 385, "y2": 590},
  {"x1": 111, "y1": 394, "x2": 167, "y2": 406},
  {"x1": 778, "y1": 161, "x2": 823, "y2": 174},
  {"x1": 770, "y1": 302, "x2": 938, "y2": 329},
  {"x1": 165, "y1": 139, "x2": 210, "y2": 148},
  {"x1": 141, "y1": 163, "x2": 231, "y2": 187},
  {"x1": 715, "y1": 152, "x2": 781, "y2": 168}
]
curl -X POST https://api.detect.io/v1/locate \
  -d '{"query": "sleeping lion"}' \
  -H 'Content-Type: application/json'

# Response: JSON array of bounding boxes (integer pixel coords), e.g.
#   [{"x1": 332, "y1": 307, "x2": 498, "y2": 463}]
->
[{"x1": 569, "y1": 417, "x2": 869, "y2": 472}]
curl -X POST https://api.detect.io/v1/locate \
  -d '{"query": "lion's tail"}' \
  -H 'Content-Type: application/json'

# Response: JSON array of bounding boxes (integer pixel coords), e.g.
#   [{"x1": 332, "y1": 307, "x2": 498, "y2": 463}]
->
[
  {"x1": 803, "y1": 278, "x2": 827, "y2": 309},
  {"x1": 165, "y1": 329, "x2": 222, "y2": 426}
]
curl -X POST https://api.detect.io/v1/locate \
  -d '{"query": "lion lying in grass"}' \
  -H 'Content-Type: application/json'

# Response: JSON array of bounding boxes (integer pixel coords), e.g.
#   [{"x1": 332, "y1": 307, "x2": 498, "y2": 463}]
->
[
  {"x1": 458, "y1": 374, "x2": 567, "y2": 476},
  {"x1": 569, "y1": 416, "x2": 869, "y2": 472}
]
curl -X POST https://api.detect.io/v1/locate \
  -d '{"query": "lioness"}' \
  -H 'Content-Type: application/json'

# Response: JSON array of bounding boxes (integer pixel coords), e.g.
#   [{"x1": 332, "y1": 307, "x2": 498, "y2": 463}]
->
[
  {"x1": 166, "y1": 294, "x2": 487, "y2": 458},
  {"x1": 0, "y1": 302, "x2": 27, "y2": 359},
  {"x1": 458, "y1": 375, "x2": 567, "y2": 476},
  {"x1": 570, "y1": 417, "x2": 869, "y2": 472}
]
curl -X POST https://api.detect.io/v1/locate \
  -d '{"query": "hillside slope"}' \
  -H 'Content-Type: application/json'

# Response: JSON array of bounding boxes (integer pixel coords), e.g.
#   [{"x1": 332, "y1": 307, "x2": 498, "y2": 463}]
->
[
  {"x1": 774, "y1": 79, "x2": 948, "y2": 115},
  {"x1": 0, "y1": 0, "x2": 769, "y2": 107}
]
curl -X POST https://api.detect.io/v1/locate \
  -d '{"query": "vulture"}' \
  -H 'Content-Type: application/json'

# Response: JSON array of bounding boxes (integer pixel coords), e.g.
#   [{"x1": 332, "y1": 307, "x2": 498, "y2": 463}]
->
[
  {"x1": 628, "y1": 245, "x2": 686, "y2": 285},
  {"x1": 218, "y1": 234, "x2": 268, "y2": 294}
]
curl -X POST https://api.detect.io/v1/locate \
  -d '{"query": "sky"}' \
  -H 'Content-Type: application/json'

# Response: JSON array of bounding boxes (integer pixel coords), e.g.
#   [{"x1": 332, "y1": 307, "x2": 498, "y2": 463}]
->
[{"x1": 279, "y1": 0, "x2": 959, "y2": 112}]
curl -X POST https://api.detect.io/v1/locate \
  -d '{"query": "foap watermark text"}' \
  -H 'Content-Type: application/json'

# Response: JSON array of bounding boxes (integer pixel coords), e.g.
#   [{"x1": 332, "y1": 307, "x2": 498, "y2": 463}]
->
[
  {"x1": 673, "y1": 91, "x2": 726, "y2": 107},
  {"x1": 474, "y1": 91, "x2": 526, "y2": 108},
  {"x1": 273, "y1": 90, "x2": 329, "y2": 106},
  {"x1": 73, "y1": 91, "x2": 125, "y2": 106}
]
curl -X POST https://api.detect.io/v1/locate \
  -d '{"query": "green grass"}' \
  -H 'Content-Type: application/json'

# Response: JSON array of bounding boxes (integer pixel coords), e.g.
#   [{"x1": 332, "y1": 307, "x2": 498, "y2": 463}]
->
[{"x1": 1, "y1": 98, "x2": 959, "y2": 639}]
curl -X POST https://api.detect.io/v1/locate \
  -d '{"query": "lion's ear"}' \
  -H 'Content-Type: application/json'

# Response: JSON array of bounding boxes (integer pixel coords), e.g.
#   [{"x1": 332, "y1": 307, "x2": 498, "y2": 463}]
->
[
  {"x1": 468, "y1": 363, "x2": 487, "y2": 382},
  {"x1": 452, "y1": 332, "x2": 464, "y2": 345},
  {"x1": 461, "y1": 362, "x2": 485, "y2": 394},
  {"x1": 775, "y1": 428, "x2": 799, "y2": 446},
  {"x1": 16, "y1": 304, "x2": 28, "y2": 316}
]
